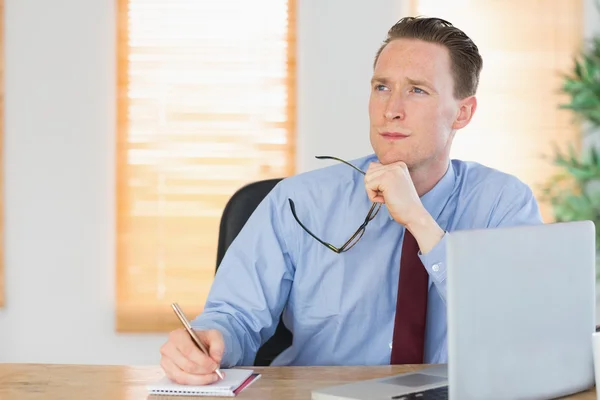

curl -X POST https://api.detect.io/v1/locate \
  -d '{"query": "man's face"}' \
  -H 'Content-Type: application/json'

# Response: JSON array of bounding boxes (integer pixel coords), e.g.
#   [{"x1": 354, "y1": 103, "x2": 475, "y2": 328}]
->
[{"x1": 369, "y1": 38, "x2": 475, "y2": 169}]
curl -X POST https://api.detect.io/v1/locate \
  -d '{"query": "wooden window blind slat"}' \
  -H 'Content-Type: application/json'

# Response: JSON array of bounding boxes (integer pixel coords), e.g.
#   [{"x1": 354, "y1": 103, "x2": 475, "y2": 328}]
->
[{"x1": 116, "y1": 0, "x2": 296, "y2": 331}]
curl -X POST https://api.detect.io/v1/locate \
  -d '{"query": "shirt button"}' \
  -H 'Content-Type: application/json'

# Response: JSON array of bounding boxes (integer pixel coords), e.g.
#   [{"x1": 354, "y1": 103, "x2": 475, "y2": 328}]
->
[
  {"x1": 389, "y1": 342, "x2": 393, "y2": 349},
  {"x1": 432, "y1": 263, "x2": 440, "y2": 272}
]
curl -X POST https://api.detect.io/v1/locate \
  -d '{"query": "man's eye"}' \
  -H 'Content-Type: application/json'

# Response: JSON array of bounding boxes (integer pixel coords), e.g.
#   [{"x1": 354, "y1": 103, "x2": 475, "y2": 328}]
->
[
  {"x1": 375, "y1": 84, "x2": 389, "y2": 91},
  {"x1": 411, "y1": 87, "x2": 428, "y2": 95}
]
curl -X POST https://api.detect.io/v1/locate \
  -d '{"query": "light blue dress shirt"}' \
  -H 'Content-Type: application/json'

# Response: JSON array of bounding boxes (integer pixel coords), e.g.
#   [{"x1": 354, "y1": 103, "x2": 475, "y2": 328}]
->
[{"x1": 191, "y1": 154, "x2": 543, "y2": 367}]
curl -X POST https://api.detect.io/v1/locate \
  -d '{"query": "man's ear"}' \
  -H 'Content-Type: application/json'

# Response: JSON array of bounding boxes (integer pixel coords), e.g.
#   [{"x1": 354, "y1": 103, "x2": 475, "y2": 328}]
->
[{"x1": 452, "y1": 96, "x2": 477, "y2": 130}]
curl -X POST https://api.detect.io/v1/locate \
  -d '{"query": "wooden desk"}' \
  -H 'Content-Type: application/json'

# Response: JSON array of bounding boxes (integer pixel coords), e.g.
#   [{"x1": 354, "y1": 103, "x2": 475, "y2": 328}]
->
[{"x1": 0, "y1": 364, "x2": 596, "y2": 399}]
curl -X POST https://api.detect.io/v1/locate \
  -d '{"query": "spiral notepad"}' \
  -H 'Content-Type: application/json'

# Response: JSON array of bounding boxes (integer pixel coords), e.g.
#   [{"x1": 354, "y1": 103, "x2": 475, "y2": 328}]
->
[{"x1": 148, "y1": 369, "x2": 260, "y2": 397}]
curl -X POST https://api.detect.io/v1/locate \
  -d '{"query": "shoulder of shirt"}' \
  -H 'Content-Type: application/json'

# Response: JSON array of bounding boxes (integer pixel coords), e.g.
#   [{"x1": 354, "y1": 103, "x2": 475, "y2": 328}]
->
[
  {"x1": 452, "y1": 159, "x2": 534, "y2": 196},
  {"x1": 268, "y1": 157, "x2": 533, "y2": 199},
  {"x1": 272, "y1": 153, "x2": 379, "y2": 196}
]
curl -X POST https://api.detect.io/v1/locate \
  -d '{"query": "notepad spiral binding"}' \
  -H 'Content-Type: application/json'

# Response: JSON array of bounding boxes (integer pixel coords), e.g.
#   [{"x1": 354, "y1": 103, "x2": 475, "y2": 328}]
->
[{"x1": 150, "y1": 388, "x2": 234, "y2": 397}]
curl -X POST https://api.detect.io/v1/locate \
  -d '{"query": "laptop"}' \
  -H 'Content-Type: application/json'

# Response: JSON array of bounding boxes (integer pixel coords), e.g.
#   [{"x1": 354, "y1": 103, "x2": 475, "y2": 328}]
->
[{"x1": 311, "y1": 221, "x2": 597, "y2": 400}]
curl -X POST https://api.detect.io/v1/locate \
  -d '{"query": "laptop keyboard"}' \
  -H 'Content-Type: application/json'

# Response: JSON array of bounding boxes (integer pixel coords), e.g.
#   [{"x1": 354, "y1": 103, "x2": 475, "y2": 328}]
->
[{"x1": 391, "y1": 386, "x2": 449, "y2": 400}]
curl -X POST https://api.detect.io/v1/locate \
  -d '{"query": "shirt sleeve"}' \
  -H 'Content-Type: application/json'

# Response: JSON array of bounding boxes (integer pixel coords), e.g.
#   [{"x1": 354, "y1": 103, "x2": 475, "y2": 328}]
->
[
  {"x1": 190, "y1": 183, "x2": 295, "y2": 367},
  {"x1": 419, "y1": 233, "x2": 449, "y2": 300},
  {"x1": 418, "y1": 182, "x2": 543, "y2": 303}
]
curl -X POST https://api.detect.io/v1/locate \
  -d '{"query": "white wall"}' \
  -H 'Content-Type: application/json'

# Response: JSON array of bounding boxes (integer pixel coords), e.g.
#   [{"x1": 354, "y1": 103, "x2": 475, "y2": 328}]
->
[
  {"x1": 585, "y1": 0, "x2": 600, "y2": 40},
  {"x1": 0, "y1": 0, "x2": 166, "y2": 365},
  {"x1": 0, "y1": 0, "x2": 407, "y2": 365},
  {"x1": 296, "y1": 0, "x2": 406, "y2": 172}
]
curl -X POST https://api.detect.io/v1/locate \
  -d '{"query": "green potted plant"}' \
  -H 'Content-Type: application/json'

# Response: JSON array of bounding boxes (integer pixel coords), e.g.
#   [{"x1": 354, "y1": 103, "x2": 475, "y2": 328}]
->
[
  {"x1": 543, "y1": 23, "x2": 600, "y2": 276},
  {"x1": 541, "y1": 145, "x2": 600, "y2": 254},
  {"x1": 559, "y1": 35, "x2": 600, "y2": 130}
]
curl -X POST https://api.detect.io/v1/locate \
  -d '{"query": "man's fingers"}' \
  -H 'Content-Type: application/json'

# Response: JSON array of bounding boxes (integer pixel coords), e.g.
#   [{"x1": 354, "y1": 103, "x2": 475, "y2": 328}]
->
[
  {"x1": 175, "y1": 339, "x2": 219, "y2": 373},
  {"x1": 367, "y1": 161, "x2": 384, "y2": 173},
  {"x1": 368, "y1": 193, "x2": 386, "y2": 203},
  {"x1": 364, "y1": 168, "x2": 386, "y2": 186},
  {"x1": 160, "y1": 340, "x2": 206, "y2": 375},
  {"x1": 365, "y1": 169, "x2": 386, "y2": 196},
  {"x1": 367, "y1": 160, "x2": 407, "y2": 173},
  {"x1": 164, "y1": 329, "x2": 219, "y2": 373},
  {"x1": 366, "y1": 184, "x2": 385, "y2": 203},
  {"x1": 161, "y1": 357, "x2": 220, "y2": 386},
  {"x1": 159, "y1": 328, "x2": 227, "y2": 386}
]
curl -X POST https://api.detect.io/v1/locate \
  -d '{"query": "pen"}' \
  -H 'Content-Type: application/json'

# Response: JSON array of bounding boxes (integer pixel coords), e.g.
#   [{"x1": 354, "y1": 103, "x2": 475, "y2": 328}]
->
[{"x1": 171, "y1": 302, "x2": 225, "y2": 380}]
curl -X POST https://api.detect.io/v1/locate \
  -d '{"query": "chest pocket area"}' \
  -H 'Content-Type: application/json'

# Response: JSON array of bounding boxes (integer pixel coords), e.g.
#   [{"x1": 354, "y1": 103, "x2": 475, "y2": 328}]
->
[{"x1": 289, "y1": 255, "x2": 344, "y2": 320}]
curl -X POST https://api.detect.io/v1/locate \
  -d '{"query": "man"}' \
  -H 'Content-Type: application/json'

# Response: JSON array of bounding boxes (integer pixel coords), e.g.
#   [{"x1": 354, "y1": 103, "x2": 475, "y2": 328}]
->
[{"x1": 159, "y1": 16, "x2": 542, "y2": 385}]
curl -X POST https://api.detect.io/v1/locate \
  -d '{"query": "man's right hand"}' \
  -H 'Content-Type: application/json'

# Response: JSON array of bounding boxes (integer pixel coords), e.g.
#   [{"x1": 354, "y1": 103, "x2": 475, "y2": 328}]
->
[{"x1": 160, "y1": 328, "x2": 225, "y2": 385}]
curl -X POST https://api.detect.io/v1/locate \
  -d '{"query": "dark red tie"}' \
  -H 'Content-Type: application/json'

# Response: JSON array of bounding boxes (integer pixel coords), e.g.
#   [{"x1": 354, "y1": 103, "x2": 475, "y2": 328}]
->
[{"x1": 390, "y1": 229, "x2": 429, "y2": 364}]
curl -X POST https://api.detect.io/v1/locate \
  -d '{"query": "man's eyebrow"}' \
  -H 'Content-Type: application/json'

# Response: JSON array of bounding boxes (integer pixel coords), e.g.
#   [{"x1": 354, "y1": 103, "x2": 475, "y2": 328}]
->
[
  {"x1": 370, "y1": 76, "x2": 438, "y2": 93},
  {"x1": 406, "y1": 77, "x2": 437, "y2": 92},
  {"x1": 370, "y1": 76, "x2": 390, "y2": 85}
]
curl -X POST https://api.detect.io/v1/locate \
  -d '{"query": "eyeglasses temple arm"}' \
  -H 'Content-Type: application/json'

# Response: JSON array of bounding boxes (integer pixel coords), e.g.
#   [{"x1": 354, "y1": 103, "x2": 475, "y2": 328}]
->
[
  {"x1": 315, "y1": 156, "x2": 366, "y2": 175},
  {"x1": 288, "y1": 199, "x2": 341, "y2": 253}
]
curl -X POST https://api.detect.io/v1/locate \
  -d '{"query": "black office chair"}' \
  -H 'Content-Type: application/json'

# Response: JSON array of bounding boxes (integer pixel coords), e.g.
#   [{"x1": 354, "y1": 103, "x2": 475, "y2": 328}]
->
[{"x1": 216, "y1": 178, "x2": 293, "y2": 366}]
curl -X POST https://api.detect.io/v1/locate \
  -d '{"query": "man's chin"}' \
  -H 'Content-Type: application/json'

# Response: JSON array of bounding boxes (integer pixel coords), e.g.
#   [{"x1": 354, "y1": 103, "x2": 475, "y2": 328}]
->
[{"x1": 374, "y1": 149, "x2": 411, "y2": 166}]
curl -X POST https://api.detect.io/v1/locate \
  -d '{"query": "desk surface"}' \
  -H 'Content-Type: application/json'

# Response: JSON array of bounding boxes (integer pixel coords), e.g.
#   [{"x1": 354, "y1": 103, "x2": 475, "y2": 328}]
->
[{"x1": 0, "y1": 363, "x2": 596, "y2": 400}]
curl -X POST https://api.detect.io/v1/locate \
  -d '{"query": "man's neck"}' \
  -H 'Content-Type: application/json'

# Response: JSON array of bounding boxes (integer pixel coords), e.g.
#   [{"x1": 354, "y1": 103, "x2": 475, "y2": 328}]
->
[{"x1": 409, "y1": 158, "x2": 450, "y2": 197}]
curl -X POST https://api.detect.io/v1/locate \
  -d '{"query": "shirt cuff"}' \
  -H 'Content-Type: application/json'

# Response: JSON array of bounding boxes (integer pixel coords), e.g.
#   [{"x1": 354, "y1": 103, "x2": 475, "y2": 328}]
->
[{"x1": 418, "y1": 232, "x2": 448, "y2": 285}]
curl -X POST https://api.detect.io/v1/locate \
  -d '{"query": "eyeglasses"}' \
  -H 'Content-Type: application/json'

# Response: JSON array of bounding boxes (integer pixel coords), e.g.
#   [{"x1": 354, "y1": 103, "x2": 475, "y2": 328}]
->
[{"x1": 288, "y1": 156, "x2": 382, "y2": 253}]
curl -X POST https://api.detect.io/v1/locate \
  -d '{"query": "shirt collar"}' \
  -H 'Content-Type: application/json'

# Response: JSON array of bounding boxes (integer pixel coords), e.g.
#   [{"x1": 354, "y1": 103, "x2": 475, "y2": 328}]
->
[{"x1": 415, "y1": 161, "x2": 456, "y2": 222}]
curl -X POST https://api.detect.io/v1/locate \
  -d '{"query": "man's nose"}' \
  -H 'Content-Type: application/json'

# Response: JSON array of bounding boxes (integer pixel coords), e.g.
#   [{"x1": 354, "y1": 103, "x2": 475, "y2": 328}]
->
[{"x1": 384, "y1": 94, "x2": 405, "y2": 120}]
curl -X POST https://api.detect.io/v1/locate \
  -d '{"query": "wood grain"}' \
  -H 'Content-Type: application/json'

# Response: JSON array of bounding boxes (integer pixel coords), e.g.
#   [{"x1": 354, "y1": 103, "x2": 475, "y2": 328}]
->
[{"x1": 0, "y1": 364, "x2": 595, "y2": 400}]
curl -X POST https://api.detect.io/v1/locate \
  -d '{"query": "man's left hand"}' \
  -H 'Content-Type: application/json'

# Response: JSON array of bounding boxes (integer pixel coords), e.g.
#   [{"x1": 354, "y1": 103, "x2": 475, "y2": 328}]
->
[
  {"x1": 364, "y1": 161, "x2": 444, "y2": 254},
  {"x1": 364, "y1": 161, "x2": 424, "y2": 226}
]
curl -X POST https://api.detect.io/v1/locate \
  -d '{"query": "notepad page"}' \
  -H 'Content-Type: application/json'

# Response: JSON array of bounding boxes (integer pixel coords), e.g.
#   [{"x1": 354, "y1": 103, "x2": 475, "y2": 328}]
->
[{"x1": 147, "y1": 369, "x2": 254, "y2": 397}]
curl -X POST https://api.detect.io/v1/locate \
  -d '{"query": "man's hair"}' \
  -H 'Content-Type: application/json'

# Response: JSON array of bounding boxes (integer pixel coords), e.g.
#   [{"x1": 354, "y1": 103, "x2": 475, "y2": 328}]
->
[{"x1": 374, "y1": 16, "x2": 483, "y2": 99}]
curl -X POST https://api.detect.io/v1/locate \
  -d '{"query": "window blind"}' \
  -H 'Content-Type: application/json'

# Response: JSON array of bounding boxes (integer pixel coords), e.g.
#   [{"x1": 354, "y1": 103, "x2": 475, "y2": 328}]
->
[{"x1": 116, "y1": 0, "x2": 296, "y2": 331}]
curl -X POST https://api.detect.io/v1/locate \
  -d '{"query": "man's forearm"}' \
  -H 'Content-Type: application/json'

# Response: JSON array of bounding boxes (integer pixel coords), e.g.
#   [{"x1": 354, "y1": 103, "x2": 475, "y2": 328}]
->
[{"x1": 405, "y1": 208, "x2": 445, "y2": 255}]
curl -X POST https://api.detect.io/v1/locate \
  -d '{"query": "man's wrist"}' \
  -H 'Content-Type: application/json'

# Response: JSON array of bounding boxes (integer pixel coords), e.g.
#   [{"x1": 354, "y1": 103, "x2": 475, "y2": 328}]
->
[{"x1": 405, "y1": 208, "x2": 444, "y2": 254}]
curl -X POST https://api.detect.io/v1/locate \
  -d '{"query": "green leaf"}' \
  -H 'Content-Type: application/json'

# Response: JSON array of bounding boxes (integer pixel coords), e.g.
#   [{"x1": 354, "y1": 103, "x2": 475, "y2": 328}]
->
[{"x1": 574, "y1": 58, "x2": 584, "y2": 79}]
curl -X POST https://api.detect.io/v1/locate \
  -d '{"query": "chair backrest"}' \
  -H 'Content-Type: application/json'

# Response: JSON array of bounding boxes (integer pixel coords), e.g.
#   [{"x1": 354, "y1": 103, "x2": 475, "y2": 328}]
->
[
  {"x1": 216, "y1": 178, "x2": 283, "y2": 268},
  {"x1": 215, "y1": 178, "x2": 292, "y2": 366}
]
